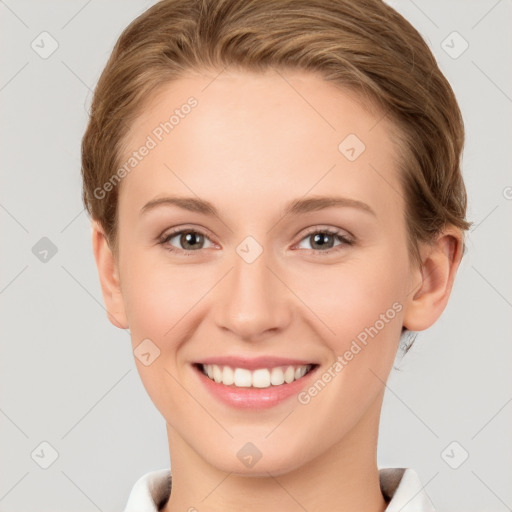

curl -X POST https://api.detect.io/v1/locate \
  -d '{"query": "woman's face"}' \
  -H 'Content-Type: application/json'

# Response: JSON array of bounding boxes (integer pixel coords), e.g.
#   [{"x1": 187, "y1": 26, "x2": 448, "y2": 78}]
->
[{"x1": 109, "y1": 69, "x2": 421, "y2": 475}]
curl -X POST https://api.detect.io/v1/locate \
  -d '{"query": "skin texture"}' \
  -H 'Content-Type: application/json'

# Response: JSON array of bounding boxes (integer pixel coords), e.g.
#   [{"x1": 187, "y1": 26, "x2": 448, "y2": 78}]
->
[{"x1": 91, "y1": 69, "x2": 463, "y2": 512}]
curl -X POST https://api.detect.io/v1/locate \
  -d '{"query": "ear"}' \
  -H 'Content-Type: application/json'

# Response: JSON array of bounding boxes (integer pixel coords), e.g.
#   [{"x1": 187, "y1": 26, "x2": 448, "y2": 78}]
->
[
  {"x1": 403, "y1": 226, "x2": 464, "y2": 331},
  {"x1": 91, "y1": 220, "x2": 129, "y2": 329}
]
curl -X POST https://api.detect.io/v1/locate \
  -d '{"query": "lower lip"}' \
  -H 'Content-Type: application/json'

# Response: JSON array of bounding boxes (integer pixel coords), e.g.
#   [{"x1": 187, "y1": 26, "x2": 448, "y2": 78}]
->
[{"x1": 193, "y1": 365, "x2": 318, "y2": 409}]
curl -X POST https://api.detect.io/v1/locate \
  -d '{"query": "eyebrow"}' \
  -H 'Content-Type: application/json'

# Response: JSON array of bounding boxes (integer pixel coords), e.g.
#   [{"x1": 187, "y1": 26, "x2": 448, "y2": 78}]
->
[{"x1": 140, "y1": 195, "x2": 376, "y2": 218}]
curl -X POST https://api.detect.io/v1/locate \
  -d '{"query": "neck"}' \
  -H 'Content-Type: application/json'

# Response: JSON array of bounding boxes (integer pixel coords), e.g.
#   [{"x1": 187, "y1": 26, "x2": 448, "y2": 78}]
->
[{"x1": 163, "y1": 393, "x2": 387, "y2": 512}]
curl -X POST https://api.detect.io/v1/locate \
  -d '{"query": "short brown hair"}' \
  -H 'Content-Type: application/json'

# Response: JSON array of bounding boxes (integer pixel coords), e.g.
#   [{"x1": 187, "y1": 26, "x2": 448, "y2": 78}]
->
[{"x1": 81, "y1": 0, "x2": 471, "y2": 266}]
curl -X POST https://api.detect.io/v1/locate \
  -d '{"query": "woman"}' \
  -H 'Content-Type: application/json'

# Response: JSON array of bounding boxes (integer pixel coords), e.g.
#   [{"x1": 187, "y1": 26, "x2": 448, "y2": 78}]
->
[{"x1": 81, "y1": 0, "x2": 471, "y2": 510}]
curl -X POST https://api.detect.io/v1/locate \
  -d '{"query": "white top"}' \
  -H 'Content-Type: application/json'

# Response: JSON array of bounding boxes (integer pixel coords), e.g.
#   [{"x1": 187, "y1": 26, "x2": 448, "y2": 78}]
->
[{"x1": 123, "y1": 467, "x2": 435, "y2": 511}]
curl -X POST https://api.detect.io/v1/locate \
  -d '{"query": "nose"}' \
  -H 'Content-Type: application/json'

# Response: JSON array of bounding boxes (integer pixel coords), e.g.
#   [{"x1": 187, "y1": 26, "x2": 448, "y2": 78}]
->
[{"x1": 213, "y1": 244, "x2": 292, "y2": 342}]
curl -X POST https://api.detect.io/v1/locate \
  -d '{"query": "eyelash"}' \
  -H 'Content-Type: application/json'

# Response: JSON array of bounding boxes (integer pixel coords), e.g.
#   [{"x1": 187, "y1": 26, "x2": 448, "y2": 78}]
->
[{"x1": 158, "y1": 226, "x2": 354, "y2": 256}]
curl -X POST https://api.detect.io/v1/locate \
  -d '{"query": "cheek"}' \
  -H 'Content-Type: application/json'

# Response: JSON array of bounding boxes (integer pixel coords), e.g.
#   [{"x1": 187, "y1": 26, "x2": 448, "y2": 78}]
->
[
  {"x1": 120, "y1": 252, "x2": 196, "y2": 418},
  {"x1": 119, "y1": 250, "x2": 211, "y2": 403},
  {"x1": 292, "y1": 256, "x2": 406, "y2": 434},
  {"x1": 120, "y1": 248, "x2": 193, "y2": 338},
  {"x1": 302, "y1": 252, "x2": 406, "y2": 346}
]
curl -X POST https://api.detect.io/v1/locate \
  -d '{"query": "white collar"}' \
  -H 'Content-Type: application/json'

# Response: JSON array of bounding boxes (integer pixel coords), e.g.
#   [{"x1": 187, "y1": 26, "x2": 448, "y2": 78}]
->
[{"x1": 123, "y1": 467, "x2": 435, "y2": 511}]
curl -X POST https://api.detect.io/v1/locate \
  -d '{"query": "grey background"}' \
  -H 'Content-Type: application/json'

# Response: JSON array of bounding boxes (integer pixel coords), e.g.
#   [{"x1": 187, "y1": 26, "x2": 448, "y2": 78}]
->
[{"x1": 1, "y1": 0, "x2": 511, "y2": 510}]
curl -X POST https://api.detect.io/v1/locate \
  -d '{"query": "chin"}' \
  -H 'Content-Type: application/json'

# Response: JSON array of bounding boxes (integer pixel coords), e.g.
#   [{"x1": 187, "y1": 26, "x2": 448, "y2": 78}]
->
[{"x1": 199, "y1": 439, "x2": 313, "y2": 477}]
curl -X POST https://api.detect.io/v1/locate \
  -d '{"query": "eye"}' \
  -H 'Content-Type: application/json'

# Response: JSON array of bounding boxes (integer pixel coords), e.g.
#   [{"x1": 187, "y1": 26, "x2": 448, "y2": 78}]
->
[
  {"x1": 158, "y1": 226, "x2": 354, "y2": 255},
  {"x1": 159, "y1": 228, "x2": 215, "y2": 253},
  {"x1": 295, "y1": 227, "x2": 354, "y2": 254}
]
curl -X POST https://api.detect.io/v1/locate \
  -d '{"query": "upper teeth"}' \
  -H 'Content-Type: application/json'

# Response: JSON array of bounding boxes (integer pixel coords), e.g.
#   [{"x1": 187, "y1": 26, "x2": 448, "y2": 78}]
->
[{"x1": 202, "y1": 364, "x2": 312, "y2": 388}]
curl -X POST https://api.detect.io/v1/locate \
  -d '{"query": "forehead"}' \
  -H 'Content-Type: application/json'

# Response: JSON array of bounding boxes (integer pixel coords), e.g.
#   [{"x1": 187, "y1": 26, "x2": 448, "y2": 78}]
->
[{"x1": 118, "y1": 69, "x2": 404, "y2": 223}]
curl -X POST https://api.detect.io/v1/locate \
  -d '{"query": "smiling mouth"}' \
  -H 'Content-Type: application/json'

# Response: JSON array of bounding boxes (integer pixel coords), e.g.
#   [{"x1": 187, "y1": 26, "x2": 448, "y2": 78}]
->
[{"x1": 195, "y1": 363, "x2": 318, "y2": 389}]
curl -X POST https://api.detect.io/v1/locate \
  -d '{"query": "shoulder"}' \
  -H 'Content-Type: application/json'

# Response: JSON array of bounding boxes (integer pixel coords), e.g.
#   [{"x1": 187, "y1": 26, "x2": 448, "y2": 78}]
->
[
  {"x1": 123, "y1": 468, "x2": 171, "y2": 512},
  {"x1": 379, "y1": 467, "x2": 436, "y2": 511}
]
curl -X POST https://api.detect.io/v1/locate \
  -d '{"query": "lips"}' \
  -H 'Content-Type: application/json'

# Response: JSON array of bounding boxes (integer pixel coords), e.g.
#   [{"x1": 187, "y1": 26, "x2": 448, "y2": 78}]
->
[{"x1": 192, "y1": 356, "x2": 319, "y2": 408}]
